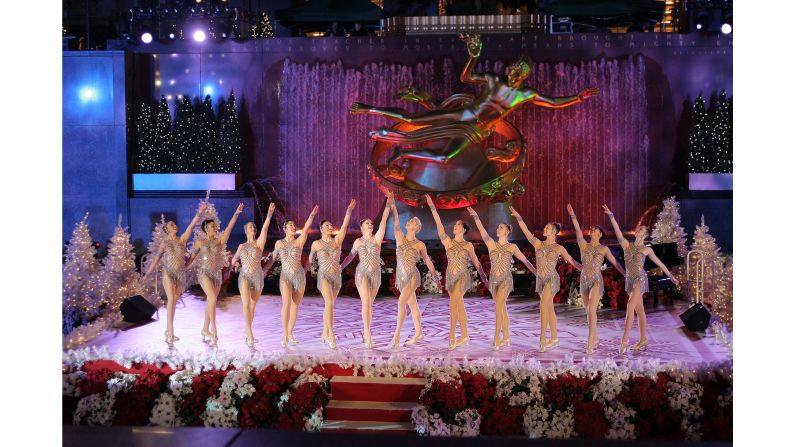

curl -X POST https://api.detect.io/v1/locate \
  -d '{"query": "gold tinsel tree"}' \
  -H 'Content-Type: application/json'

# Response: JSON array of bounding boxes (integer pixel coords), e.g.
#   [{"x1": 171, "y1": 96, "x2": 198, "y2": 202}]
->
[{"x1": 98, "y1": 216, "x2": 142, "y2": 312}]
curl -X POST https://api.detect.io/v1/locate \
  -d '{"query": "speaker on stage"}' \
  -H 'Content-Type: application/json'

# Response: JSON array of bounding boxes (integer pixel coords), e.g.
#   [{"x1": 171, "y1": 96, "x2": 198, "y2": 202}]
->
[
  {"x1": 679, "y1": 302, "x2": 711, "y2": 332},
  {"x1": 120, "y1": 295, "x2": 157, "y2": 323}
]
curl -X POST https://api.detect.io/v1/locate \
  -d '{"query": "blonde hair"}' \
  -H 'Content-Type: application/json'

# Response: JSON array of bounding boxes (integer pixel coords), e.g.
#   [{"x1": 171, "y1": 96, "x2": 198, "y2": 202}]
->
[{"x1": 408, "y1": 216, "x2": 422, "y2": 232}]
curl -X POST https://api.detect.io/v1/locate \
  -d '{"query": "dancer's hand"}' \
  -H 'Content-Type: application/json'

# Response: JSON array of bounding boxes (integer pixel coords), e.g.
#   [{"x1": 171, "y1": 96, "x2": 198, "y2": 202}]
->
[
  {"x1": 602, "y1": 204, "x2": 613, "y2": 216},
  {"x1": 424, "y1": 194, "x2": 435, "y2": 209},
  {"x1": 578, "y1": 87, "x2": 599, "y2": 100},
  {"x1": 482, "y1": 279, "x2": 490, "y2": 290},
  {"x1": 197, "y1": 203, "x2": 208, "y2": 214},
  {"x1": 266, "y1": 202, "x2": 276, "y2": 217},
  {"x1": 566, "y1": 203, "x2": 575, "y2": 217},
  {"x1": 509, "y1": 206, "x2": 522, "y2": 219},
  {"x1": 671, "y1": 276, "x2": 680, "y2": 288},
  {"x1": 235, "y1": 203, "x2": 245, "y2": 214},
  {"x1": 311, "y1": 205, "x2": 319, "y2": 216},
  {"x1": 347, "y1": 199, "x2": 357, "y2": 214},
  {"x1": 466, "y1": 207, "x2": 477, "y2": 217}
]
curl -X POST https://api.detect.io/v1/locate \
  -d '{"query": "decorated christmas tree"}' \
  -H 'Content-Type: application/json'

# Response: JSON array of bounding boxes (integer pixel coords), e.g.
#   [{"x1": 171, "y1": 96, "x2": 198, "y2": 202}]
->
[
  {"x1": 171, "y1": 95, "x2": 197, "y2": 172},
  {"x1": 687, "y1": 95, "x2": 715, "y2": 173},
  {"x1": 136, "y1": 101, "x2": 157, "y2": 172},
  {"x1": 251, "y1": 12, "x2": 275, "y2": 38},
  {"x1": 689, "y1": 215, "x2": 724, "y2": 305},
  {"x1": 651, "y1": 196, "x2": 688, "y2": 257},
  {"x1": 63, "y1": 213, "x2": 102, "y2": 323},
  {"x1": 98, "y1": 216, "x2": 143, "y2": 312},
  {"x1": 195, "y1": 95, "x2": 218, "y2": 173},
  {"x1": 153, "y1": 96, "x2": 173, "y2": 173},
  {"x1": 712, "y1": 256, "x2": 733, "y2": 331},
  {"x1": 141, "y1": 214, "x2": 168, "y2": 305},
  {"x1": 217, "y1": 91, "x2": 242, "y2": 173},
  {"x1": 712, "y1": 91, "x2": 733, "y2": 173}
]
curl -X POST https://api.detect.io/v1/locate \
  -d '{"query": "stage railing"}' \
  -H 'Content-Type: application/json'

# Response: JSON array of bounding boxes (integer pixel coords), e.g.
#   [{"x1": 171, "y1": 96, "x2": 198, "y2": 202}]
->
[
  {"x1": 381, "y1": 14, "x2": 549, "y2": 35},
  {"x1": 686, "y1": 249, "x2": 716, "y2": 304}
]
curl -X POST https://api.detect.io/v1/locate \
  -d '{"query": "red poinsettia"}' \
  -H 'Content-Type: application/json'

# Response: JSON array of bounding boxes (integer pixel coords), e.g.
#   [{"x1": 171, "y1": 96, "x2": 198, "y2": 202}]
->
[
  {"x1": 113, "y1": 369, "x2": 170, "y2": 426},
  {"x1": 180, "y1": 369, "x2": 228, "y2": 425},
  {"x1": 278, "y1": 382, "x2": 330, "y2": 430},
  {"x1": 618, "y1": 373, "x2": 684, "y2": 439},
  {"x1": 573, "y1": 400, "x2": 610, "y2": 439},
  {"x1": 239, "y1": 392, "x2": 278, "y2": 428},
  {"x1": 420, "y1": 379, "x2": 467, "y2": 418},
  {"x1": 545, "y1": 372, "x2": 593, "y2": 409},
  {"x1": 479, "y1": 397, "x2": 524, "y2": 436},
  {"x1": 79, "y1": 367, "x2": 116, "y2": 396},
  {"x1": 460, "y1": 372, "x2": 495, "y2": 410}
]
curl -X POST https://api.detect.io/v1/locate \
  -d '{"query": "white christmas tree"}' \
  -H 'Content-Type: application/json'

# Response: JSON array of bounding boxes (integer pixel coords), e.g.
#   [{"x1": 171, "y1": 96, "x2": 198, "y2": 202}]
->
[
  {"x1": 651, "y1": 196, "x2": 688, "y2": 257},
  {"x1": 141, "y1": 214, "x2": 168, "y2": 305},
  {"x1": 63, "y1": 213, "x2": 101, "y2": 316},
  {"x1": 98, "y1": 215, "x2": 142, "y2": 312},
  {"x1": 689, "y1": 215, "x2": 724, "y2": 305}
]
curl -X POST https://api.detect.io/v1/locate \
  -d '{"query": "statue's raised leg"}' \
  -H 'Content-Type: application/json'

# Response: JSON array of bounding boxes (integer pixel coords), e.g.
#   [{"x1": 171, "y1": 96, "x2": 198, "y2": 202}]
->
[{"x1": 387, "y1": 136, "x2": 471, "y2": 165}]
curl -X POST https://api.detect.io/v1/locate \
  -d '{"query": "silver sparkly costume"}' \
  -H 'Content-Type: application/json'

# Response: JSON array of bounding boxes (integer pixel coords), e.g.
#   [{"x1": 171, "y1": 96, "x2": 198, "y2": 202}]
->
[
  {"x1": 354, "y1": 237, "x2": 382, "y2": 291},
  {"x1": 276, "y1": 238, "x2": 305, "y2": 291},
  {"x1": 236, "y1": 242, "x2": 264, "y2": 292},
  {"x1": 444, "y1": 236, "x2": 472, "y2": 292},
  {"x1": 579, "y1": 244, "x2": 605, "y2": 298},
  {"x1": 395, "y1": 239, "x2": 422, "y2": 293},
  {"x1": 624, "y1": 243, "x2": 649, "y2": 293},
  {"x1": 315, "y1": 239, "x2": 342, "y2": 294},
  {"x1": 535, "y1": 243, "x2": 561, "y2": 296},
  {"x1": 488, "y1": 242, "x2": 514, "y2": 296},
  {"x1": 195, "y1": 238, "x2": 226, "y2": 290},
  {"x1": 160, "y1": 238, "x2": 187, "y2": 295}
]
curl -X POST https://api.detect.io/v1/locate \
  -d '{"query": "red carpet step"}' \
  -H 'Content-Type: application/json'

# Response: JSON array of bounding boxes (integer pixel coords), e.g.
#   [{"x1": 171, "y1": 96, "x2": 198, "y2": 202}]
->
[{"x1": 322, "y1": 376, "x2": 427, "y2": 434}]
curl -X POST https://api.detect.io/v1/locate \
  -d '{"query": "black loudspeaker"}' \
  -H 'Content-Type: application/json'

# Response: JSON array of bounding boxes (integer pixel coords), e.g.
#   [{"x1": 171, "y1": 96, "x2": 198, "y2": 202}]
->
[
  {"x1": 679, "y1": 302, "x2": 711, "y2": 332},
  {"x1": 120, "y1": 295, "x2": 157, "y2": 323}
]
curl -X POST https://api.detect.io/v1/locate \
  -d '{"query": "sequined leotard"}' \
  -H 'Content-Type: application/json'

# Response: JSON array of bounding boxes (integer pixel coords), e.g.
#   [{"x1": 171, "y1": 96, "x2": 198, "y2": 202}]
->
[
  {"x1": 444, "y1": 236, "x2": 472, "y2": 292},
  {"x1": 160, "y1": 238, "x2": 187, "y2": 295},
  {"x1": 276, "y1": 238, "x2": 305, "y2": 291},
  {"x1": 579, "y1": 243, "x2": 605, "y2": 298},
  {"x1": 315, "y1": 238, "x2": 342, "y2": 293},
  {"x1": 535, "y1": 242, "x2": 561, "y2": 296},
  {"x1": 395, "y1": 239, "x2": 422, "y2": 293},
  {"x1": 354, "y1": 237, "x2": 382, "y2": 291},
  {"x1": 195, "y1": 238, "x2": 226, "y2": 290},
  {"x1": 488, "y1": 242, "x2": 514, "y2": 295},
  {"x1": 624, "y1": 243, "x2": 649, "y2": 293},
  {"x1": 236, "y1": 242, "x2": 264, "y2": 292}
]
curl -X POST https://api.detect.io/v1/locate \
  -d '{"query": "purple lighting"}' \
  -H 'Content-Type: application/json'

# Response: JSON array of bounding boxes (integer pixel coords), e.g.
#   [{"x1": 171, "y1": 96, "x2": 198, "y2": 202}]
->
[{"x1": 193, "y1": 30, "x2": 206, "y2": 42}]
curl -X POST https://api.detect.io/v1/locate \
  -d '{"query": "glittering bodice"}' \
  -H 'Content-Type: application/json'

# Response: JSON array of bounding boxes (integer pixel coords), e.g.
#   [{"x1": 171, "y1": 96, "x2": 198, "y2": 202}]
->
[
  {"x1": 162, "y1": 238, "x2": 186, "y2": 273},
  {"x1": 197, "y1": 238, "x2": 225, "y2": 272},
  {"x1": 489, "y1": 243, "x2": 513, "y2": 278},
  {"x1": 536, "y1": 243, "x2": 560, "y2": 278},
  {"x1": 238, "y1": 242, "x2": 263, "y2": 275},
  {"x1": 446, "y1": 240, "x2": 470, "y2": 274},
  {"x1": 316, "y1": 239, "x2": 341, "y2": 273},
  {"x1": 357, "y1": 237, "x2": 381, "y2": 272},
  {"x1": 581, "y1": 244, "x2": 605, "y2": 277},
  {"x1": 625, "y1": 244, "x2": 647, "y2": 277},
  {"x1": 276, "y1": 238, "x2": 302, "y2": 274}
]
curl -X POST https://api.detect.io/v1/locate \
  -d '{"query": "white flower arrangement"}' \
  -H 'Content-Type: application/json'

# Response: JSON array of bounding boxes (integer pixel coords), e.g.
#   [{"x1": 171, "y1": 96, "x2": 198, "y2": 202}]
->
[
  {"x1": 668, "y1": 380, "x2": 704, "y2": 441},
  {"x1": 422, "y1": 270, "x2": 443, "y2": 294},
  {"x1": 63, "y1": 371, "x2": 86, "y2": 397},
  {"x1": 304, "y1": 407, "x2": 324, "y2": 432},
  {"x1": 73, "y1": 392, "x2": 116, "y2": 426},
  {"x1": 149, "y1": 392, "x2": 181, "y2": 427},
  {"x1": 604, "y1": 403, "x2": 637, "y2": 440}
]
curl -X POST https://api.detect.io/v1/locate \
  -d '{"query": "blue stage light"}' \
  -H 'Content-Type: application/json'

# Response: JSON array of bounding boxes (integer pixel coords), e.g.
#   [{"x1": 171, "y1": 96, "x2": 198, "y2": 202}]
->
[
  {"x1": 193, "y1": 30, "x2": 206, "y2": 42},
  {"x1": 79, "y1": 87, "x2": 98, "y2": 103},
  {"x1": 141, "y1": 32, "x2": 153, "y2": 44}
]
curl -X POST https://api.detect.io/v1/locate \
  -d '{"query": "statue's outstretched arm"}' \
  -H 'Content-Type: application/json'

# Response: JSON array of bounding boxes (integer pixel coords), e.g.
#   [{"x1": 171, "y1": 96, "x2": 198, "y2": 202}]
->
[
  {"x1": 529, "y1": 87, "x2": 599, "y2": 109},
  {"x1": 459, "y1": 33, "x2": 487, "y2": 85}
]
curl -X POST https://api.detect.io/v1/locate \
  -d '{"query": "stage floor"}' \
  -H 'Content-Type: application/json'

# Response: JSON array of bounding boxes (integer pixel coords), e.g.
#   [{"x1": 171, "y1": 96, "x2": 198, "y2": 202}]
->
[{"x1": 77, "y1": 293, "x2": 731, "y2": 365}]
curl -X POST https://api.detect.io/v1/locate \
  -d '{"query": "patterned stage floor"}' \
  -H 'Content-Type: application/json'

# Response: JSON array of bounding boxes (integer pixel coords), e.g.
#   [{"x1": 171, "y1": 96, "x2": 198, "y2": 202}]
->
[{"x1": 77, "y1": 292, "x2": 731, "y2": 365}]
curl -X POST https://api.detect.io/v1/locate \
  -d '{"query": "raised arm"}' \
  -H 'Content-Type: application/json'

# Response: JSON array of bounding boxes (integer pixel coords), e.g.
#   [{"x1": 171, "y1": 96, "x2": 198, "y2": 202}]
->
[
  {"x1": 567, "y1": 203, "x2": 586, "y2": 245},
  {"x1": 466, "y1": 243, "x2": 489, "y2": 289},
  {"x1": 390, "y1": 199, "x2": 405, "y2": 245},
  {"x1": 528, "y1": 87, "x2": 598, "y2": 109},
  {"x1": 425, "y1": 194, "x2": 449, "y2": 243},
  {"x1": 509, "y1": 206, "x2": 540, "y2": 248},
  {"x1": 180, "y1": 203, "x2": 208, "y2": 243},
  {"x1": 603, "y1": 205, "x2": 628, "y2": 247},
  {"x1": 374, "y1": 191, "x2": 394, "y2": 242},
  {"x1": 466, "y1": 207, "x2": 492, "y2": 244},
  {"x1": 419, "y1": 243, "x2": 443, "y2": 291},
  {"x1": 558, "y1": 245, "x2": 583, "y2": 271},
  {"x1": 297, "y1": 205, "x2": 320, "y2": 246},
  {"x1": 220, "y1": 203, "x2": 244, "y2": 245},
  {"x1": 336, "y1": 199, "x2": 356, "y2": 246},
  {"x1": 510, "y1": 244, "x2": 537, "y2": 274},
  {"x1": 603, "y1": 246, "x2": 626, "y2": 276},
  {"x1": 459, "y1": 33, "x2": 486, "y2": 84},
  {"x1": 256, "y1": 203, "x2": 277, "y2": 251},
  {"x1": 340, "y1": 239, "x2": 359, "y2": 270},
  {"x1": 646, "y1": 249, "x2": 679, "y2": 287}
]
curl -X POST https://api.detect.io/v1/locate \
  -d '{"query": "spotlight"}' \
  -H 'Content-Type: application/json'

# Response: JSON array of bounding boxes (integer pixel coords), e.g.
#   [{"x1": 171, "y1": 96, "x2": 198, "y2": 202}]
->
[
  {"x1": 695, "y1": 23, "x2": 703, "y2": 30},
  {"x1": 79, "y1": 87, "x2": 98, "y2": 102},
  {"x1": 140, "y1": 32, "x2": 153, "y2": 43},
  {"x1": 694, "y1": 11, "x2": 710, "y2": 32},
  {"x1": 193, "y1": 30, "x2": 206, "y2": 42},
  {"x1": 721, "y1": 13, "x2": 732, "y2": 34},
  {"x1": 168, "y1": 33, "x2": 175, "y2": 39},
  {"x1": 221, "y1": 32, "x2": 227, "y2": 38}
]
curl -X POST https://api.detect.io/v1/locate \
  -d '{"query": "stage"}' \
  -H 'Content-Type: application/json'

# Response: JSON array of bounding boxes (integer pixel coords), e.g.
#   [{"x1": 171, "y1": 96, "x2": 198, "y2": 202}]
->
[{"x1": 72, "y1": 292, "x2": 730, "y2": 365}]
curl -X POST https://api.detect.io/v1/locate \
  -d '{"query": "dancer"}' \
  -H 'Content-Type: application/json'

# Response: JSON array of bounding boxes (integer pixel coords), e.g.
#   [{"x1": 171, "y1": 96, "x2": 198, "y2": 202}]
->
[
  {"x1": 306, "y1": 199, "x2": 357, "y2": 349},
  {"x1": 467, "y1": 207, "x2": 535, "y2": 351},
  {"x1": 341, "y1": 192, "x2": 394, "y2": 348},
  {"x1": 603, "y1": 205, "x2": 679, "y2": 354},
  {"x1": 426, "y1": 195, "x2": 489, "y2": 350},
  {"x1": 230, "y1": 203, "x2": 276, "y2": 347},
  {"x1": 510, "y1": 207, "x2": 582, "y2": 352},
  {"x1": 567, "y1": 204, "x2": 625, "y2": 354},
  {"x1": 389, "y1": 200, "x2": 442, "y2": 350},
  {"x1": 142, "y1": 203, "x2": 208, "y2": 345},
  {"x1": 272, "y1": 205, "x2": 319, "y2": 347},
  {"x1": 187, "y1": 203, "x2": 245, "y2": 346}
]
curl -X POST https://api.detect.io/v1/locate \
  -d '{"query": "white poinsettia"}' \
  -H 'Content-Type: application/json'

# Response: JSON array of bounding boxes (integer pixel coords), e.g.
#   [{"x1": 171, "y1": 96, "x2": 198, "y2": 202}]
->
[
  {"x1": 149, "y1": 392, "x2": 181, "y2": 427},
  {"x1": 547, "y1": 409, "x2": 577, "y2": 439},
  {"x1": 106, "y1": 371, "x2": 137, "y2": 395},
  {"x1": 304, "y1": 408, "x2": 324, "y2": 432},
  {"x1": 450, "y1": 409, "x2": 481, "y2": 437},
  {"x1": 73, "y1": 393, "x2": 116, "y2": 426},
  {"x1": 169, "y1": 369, "x2": 198, "y2": 398},
  {"x1": 523, "y1": 403, "x2": 551, "y2": 438},
  {"x1": 63, "y1": 371, "x2": 86, "y2": 397},
  {"x1": 604, "y1": 403, "x2": 637, "y2": 440}
]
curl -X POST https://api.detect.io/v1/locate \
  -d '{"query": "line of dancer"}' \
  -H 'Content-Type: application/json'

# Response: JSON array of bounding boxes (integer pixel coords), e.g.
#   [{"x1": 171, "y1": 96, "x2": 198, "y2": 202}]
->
[{"x1": 143, "y1": 193, "x2": 680, "y2": 355}]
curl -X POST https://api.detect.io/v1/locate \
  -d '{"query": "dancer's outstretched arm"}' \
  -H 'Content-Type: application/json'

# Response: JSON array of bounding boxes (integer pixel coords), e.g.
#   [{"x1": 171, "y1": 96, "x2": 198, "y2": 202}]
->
[
  {"x1": 340, "y1": 240, "x2": 359, "y2": 270},
  {"x1": 419, "y1": 242, "x2": 443, "y2": 291},
  {"x1": 425, "y1": 194, "x2": 450, "y2": 245},
  {"x1": 567, "y1": 203, "x2": 586, "y2": 246},
  {"x1": 336, "y1": 199, "x2": 356, "y2": 246},
  {"x1": 230, "y1": 245, "x2": 242, "y2": 271},
  {"x1": 558, "y1": 245, "x2": 583, "y2": 271},
  {"x1": 509, "y1": 206, "x2": 541, "y2": 249},
  {"x1": 603, "y1": 247, "x2": 626, "y2": 276},
  {"x1": 603, "y1": 205, "x2": 628, "y2": 248},
  {"x1": 511, "y1": 244, "x2": 537, "y2": 274},
  {"x1": 466, "y1": 243, "x2": 489, "y2": 289},
  {"x1": 466, "y1": 207, "x2": 493, "y2": 245},
  {"x1": 141, "y1": 244, "x2": 164, "y2": 282},
  {"x1": 262, "y1": 253, "x2": 276, "y2": 278},
  {"x1": 390, "y1": 200, "x2": 405, "y2": 245},
  {"x1": 374, "y1": 191, "x2": 393, "y2": 242},
  {"x1": 256, "y1": 203, "x2": 276, "y2": 251},
  {"x1": 297, "y1": 205, "x2": 320, "y2": 246},
  {"x1": 646, "y1": 249, "x2": 679, "y2": 287},
  {"x1": 180, "y1": 203, "x2": 208, "y2": 244},
  {"x1": 220, "y1": 203, "x2": 245, "y2": 245},
  {"x1": 304, "y1": 242, "x2": 318, "y2": 271}
]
